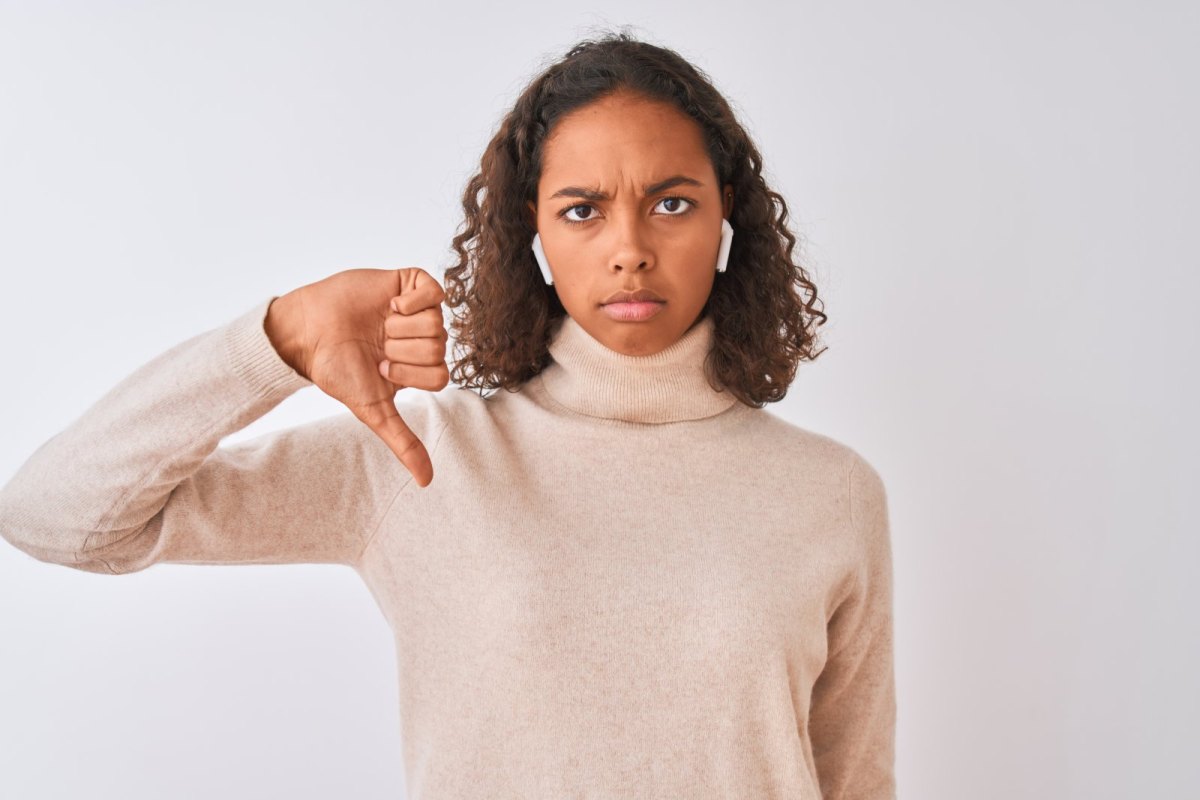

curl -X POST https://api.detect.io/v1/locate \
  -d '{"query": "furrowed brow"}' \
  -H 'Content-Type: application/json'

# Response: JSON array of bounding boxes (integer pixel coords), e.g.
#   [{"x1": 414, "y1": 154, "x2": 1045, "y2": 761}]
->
[{"x1": 548, "y1": 174, "x2": 704, "y2": 201}]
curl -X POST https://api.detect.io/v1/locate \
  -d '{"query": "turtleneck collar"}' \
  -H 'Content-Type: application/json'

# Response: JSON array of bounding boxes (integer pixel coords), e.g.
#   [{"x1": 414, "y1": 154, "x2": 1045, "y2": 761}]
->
[{"x1": 535, "y1": 313, "x2": 740, "y2": 424}]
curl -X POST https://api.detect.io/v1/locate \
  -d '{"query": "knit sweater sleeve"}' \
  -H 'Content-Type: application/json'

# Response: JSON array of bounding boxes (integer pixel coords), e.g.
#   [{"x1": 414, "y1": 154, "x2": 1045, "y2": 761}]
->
[
  {"x1": 808, "y1": 453, "x2": 898, "y2": 799},
  {"x1": 0, "y1": 296, "x2": 414, "y2": 575}
]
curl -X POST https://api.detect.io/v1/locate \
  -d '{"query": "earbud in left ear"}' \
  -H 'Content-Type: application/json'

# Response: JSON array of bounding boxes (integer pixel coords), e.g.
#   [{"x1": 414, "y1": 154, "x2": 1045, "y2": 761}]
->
[{"x1": 716, "y1": 218, "x2": 734, "y2": 273}]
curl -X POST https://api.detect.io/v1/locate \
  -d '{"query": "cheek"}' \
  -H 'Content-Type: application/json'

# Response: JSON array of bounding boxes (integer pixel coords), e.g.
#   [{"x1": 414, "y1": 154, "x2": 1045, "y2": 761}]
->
[
  {"x1": 551, "y1": 244, "x2": 587, "y2": 277},
  {"x1": 672, "y1": 233, "x2": 721, "y2": 276}
]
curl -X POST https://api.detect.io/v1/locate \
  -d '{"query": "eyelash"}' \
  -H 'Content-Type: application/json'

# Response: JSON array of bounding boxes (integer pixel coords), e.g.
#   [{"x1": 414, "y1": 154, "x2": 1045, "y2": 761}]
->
[{"x1": 557, "y1": 196, "x2": 698, "y2": 226}]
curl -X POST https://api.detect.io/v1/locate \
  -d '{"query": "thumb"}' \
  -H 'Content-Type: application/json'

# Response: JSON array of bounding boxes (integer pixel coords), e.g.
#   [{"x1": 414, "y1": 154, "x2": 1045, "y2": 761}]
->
[{"x1": 354, "y1": 398, "x2": 434, "y2": 488}]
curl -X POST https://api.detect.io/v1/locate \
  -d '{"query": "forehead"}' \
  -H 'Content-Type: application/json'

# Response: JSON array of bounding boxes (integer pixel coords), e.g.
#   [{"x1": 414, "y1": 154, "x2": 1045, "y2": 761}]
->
[{"x1": 539, "y1": 93, "x2": 713, "y2": 184}]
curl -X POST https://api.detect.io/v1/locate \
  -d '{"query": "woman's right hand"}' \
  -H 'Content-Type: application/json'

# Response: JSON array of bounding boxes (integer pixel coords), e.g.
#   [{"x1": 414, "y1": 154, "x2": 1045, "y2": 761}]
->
[{"x1": 265, "y1": 267, "x2": 450, "y2": 488}]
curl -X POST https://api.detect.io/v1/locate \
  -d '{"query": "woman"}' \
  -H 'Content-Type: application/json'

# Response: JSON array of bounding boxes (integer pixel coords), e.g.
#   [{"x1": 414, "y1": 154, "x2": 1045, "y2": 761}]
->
[{"x1": 0, "y1": 31, "x2": 896, "y2": 799}]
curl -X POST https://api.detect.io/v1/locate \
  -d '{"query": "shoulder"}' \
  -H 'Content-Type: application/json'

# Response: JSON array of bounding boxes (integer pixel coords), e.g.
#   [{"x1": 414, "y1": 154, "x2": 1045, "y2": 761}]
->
[
  {"x1": 847, "y1": 450, "x2": 887, "y2": 513},
  {"x1": 745, "y1": 407, "x2": 879, "y2": 479},
  {"x1": 753, "y1": 411, "x2": 894, "y2": 581},
  {"x1": 741, "y1": 408, "x2": 889, "y2": 535}
]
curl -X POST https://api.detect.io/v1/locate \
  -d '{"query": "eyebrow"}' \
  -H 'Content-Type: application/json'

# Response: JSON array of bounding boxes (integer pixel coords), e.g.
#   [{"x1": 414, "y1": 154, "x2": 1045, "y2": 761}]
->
[{"x1": 548, "y1": 174, "x2": 704, "y2": 202}]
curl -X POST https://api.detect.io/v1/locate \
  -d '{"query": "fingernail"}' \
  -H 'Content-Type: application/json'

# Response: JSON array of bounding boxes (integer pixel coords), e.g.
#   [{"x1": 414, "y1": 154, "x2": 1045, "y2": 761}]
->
[{"x1": 379, "y1": 359, "x2": 389, "y2": 376}]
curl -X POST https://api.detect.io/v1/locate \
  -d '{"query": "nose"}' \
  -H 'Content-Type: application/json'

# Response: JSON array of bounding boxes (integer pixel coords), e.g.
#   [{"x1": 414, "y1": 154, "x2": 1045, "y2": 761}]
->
[{"x1": 608, "y1": 212, "x2": 654, "y2": 276}]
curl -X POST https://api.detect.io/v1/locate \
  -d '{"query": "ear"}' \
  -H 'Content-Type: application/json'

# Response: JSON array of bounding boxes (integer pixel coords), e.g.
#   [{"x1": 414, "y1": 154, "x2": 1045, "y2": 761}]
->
[
  {"x1": 526, "y1": 200, "x2": 538, "y2": 230},
  {"x1": 721, "y1": 184, "x2": 734, "y2": 219}
]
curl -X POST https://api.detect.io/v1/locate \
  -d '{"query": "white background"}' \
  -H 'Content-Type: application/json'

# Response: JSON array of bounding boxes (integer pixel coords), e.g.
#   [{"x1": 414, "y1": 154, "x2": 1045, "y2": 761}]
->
[{"x1": 1, "y1": 1, "x2": 1196, "y2": 798}]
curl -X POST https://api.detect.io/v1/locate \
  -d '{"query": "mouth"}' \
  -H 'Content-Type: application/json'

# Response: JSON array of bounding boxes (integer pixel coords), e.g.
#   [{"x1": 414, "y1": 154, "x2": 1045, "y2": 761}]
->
[
  {"x1": 600, "y1": 299, "x2": 667, "y2": 322},
  {"x1": 601, "y1": 287, "x2": 666, "y2": 305}
]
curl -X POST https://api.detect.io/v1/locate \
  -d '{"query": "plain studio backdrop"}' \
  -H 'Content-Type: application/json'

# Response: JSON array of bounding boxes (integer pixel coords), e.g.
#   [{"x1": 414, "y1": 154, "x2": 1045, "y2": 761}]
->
[{"x1": 1, "y1": 2, "x2": 1196, "y2": 798}]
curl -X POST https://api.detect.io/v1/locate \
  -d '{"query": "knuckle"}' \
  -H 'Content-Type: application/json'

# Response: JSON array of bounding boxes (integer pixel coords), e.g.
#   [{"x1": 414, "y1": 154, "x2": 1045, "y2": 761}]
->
[
  {"x1": 385, "y1": 314, "x2": 407, "y2": 337},
  {"x1": 393, "y1": 431, "x2": 421, "y2": 458}
]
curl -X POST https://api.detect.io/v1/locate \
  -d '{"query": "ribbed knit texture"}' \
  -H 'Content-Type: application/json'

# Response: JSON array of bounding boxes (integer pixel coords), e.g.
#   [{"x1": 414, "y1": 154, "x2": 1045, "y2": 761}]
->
[
  {"x1": 0, "y1": 297, "x2": 897, "y2": 799},
  {"x1": 540, "y1": 314, "x2": 737, "y2": 423}
]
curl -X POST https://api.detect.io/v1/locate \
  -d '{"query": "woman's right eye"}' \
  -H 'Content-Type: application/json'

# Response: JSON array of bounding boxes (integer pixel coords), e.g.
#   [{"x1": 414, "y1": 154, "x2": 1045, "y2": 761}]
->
[{"x1": 560, "y1": 204, "x2": 597, "y2": 225}]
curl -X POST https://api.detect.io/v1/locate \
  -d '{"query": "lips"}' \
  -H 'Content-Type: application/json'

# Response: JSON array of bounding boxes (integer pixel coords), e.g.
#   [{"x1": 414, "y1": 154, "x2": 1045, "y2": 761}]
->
[
  {"x1": 601, "y1": 300, "x2": 666, "y2": 322},
  {"x1": 602, "y1": 288, "x2": 665, "y2": 304}
]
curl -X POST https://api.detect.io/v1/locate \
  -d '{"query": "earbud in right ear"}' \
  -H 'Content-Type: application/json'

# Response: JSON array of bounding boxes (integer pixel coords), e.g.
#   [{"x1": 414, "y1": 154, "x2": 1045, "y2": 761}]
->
[{"x1": 531, "y1": 233, "x2": 554, "y2": 285}]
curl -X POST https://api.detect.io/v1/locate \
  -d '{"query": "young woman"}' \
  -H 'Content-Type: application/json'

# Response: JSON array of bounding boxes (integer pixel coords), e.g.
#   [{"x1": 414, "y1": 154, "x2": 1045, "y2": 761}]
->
[{"x1": 0, "y1": 31, "x2": 896, "y2": 800}]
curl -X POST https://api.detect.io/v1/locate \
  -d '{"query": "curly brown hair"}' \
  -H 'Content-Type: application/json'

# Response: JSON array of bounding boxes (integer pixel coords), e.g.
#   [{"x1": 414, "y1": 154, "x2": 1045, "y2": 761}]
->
[{"x1": 443, "y1": 28, "x2": 828, "y2": 409}]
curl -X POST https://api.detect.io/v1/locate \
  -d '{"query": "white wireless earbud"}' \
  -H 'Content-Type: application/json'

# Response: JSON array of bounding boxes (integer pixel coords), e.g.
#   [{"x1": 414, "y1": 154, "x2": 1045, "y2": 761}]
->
[
  {"x1": 716, "y1": 217, "x2": 734, "y2": 273},
  {"x1": 531, "y1": 219, "x2": 734, "y2": 285},
  {"x1": 531, "y1": 232, "x2": 553, "y2": 285}
]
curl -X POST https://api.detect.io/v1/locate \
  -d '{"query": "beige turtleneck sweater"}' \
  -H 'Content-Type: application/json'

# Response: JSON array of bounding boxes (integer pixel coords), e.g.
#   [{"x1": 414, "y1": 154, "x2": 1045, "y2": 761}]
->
[{"x1": 0, "y1": 296, "x2": 897, "y2": 799}]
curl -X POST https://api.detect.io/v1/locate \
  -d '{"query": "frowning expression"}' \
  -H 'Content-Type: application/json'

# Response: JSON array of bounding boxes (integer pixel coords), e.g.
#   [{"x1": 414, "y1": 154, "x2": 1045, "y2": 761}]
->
[{"x1": 528, "y1": 89, "x2": 734, "y2": 356}]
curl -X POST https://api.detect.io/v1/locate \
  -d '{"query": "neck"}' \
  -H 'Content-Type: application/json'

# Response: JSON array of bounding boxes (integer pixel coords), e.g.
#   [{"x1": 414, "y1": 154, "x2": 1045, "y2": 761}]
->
[{"x1": 537, "y1": 314, "x2": 740, "y2": 424}]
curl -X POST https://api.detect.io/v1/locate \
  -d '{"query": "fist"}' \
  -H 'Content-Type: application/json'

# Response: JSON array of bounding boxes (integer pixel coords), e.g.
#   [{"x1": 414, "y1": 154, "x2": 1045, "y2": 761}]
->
[{"x1": 271, "y1": 267, "x2": 449, "y2": 487}]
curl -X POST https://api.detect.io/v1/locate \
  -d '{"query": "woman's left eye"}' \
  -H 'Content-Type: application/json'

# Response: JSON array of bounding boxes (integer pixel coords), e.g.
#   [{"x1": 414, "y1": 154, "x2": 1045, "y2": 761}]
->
[{"x1": 656, "y1": 196, "x2": 694, "y2": 215}]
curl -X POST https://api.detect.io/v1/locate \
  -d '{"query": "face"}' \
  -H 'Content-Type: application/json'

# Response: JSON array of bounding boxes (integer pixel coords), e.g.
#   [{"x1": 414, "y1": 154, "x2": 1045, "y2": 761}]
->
[{"x1": 527, "y1": 90, "x2": 734, "y2": 356}]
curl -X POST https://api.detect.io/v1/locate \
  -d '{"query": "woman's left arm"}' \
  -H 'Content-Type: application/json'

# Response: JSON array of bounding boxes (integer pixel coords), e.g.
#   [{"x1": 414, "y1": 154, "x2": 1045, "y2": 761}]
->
[{"x1": 808, "y1": 454, "x2": 897, "y2": 800}]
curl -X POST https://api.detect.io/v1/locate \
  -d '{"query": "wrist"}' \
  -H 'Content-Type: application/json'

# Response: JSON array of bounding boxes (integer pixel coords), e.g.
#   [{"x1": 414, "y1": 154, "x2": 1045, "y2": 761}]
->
[{"x1": 264, "y1": 293, "x2": 310, "y2": 380}]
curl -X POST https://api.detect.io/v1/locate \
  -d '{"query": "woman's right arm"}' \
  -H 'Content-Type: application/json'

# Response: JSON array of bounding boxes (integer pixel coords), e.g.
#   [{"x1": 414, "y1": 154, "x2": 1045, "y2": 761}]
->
[{"x1": 0, "y1": 293, "x2": 446, "y2": 575}]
